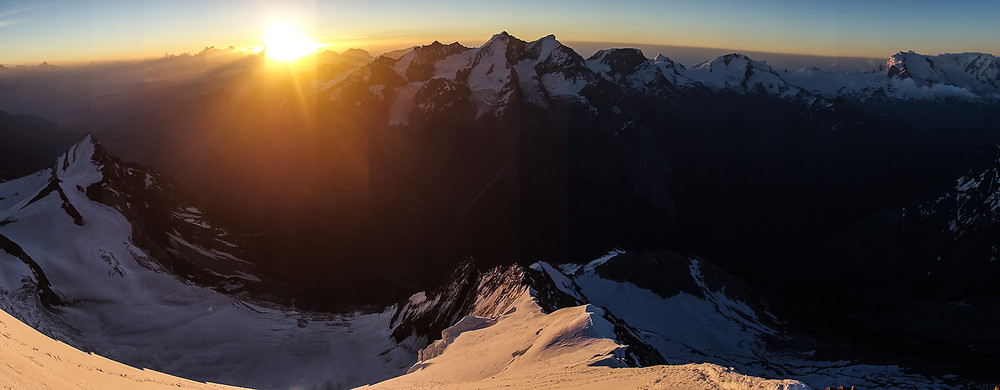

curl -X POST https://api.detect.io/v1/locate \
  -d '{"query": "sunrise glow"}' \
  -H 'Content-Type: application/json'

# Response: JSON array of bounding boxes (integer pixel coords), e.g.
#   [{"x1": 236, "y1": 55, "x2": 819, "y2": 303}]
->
[{"x1": 263, "y1": 23, "x2": 321, "y2": 62}]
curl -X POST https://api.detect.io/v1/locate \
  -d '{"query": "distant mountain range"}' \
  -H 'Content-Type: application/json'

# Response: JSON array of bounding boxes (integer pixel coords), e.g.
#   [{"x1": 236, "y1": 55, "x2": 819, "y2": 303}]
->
[{"x1": 2, "y1": 32, "x2": 1000, "y2": 389}]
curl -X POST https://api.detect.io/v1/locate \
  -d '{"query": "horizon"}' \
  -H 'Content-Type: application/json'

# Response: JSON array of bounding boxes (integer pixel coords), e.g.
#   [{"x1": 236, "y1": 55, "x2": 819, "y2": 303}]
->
[
  {"x1": 0, "y1": 32, "x2": 938, "y2": 74},
  {"x1": 1, "y1": 1, "x2": 998, "y2": 66},
  {"x1": 4, "y1": 1, "x2": 1000, "y2": 389}
]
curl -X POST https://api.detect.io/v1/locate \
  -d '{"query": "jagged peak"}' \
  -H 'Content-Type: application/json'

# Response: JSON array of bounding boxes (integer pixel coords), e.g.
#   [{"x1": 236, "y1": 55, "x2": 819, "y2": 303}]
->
[
  {"x1": 372, "y1": 55, "x2": 398, "y2": 65},
  {"x1": 51, "y1": 133, "x2": 110, "y2": 182},
  {"x1": 380, "y1": 46, "x2": 416, "y2": 61},
  {"x1": 525, "y1": 33, "x2": 579, "y2": 61},
  {"x1": 536, "y1": 34, "x2": 559, "y2": 45},
  {"x1": 886, "y1": 51, "x2": 934, "y2": 79},
  {"x1": 61, "y1": 133, "x2": 101, "y2": 165},
  {"x1": 719, "y1": 52, "x2": 753, "y2": 64},
  {"x1": 77, "y1": 133, "x2": 98, "y2": 147},
  {"x1": 697, "y1": 53, "x2": 748, "y2": 69},
  {"x1": 468, "y1": 31, "x2": 528, "y2": 73},
  {"x1": 404, "y1": 41, "x2": 471, "y2": 82},
  {"x1": 888, "y1": 50, "x2": 920, "y2": 62},
  {"x1": 652, "y1": 54, "x2": 685, "y2": 71},
  {"x1": 589, "y1": 48, "x2": 644, "y2": 60},
  {"x1": 475, "y1": 31, "x2": 526, "y2": 57},
  {"x1": 483, "y1": 31, "x2": 517, "y2": 47},
  {"x1": 586, "y1": 48, "x2": 650, "y2": 75},
  {"x1": 415, "y1": 40, "x2": 468, "y2": 53},
  {"x1": 886, "y1": 50, "x2": 1000, "y2": 68}
]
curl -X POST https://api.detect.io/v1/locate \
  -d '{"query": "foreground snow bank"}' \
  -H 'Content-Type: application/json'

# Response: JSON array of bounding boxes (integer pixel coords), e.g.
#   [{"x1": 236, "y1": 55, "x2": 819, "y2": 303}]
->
[
  {"x1": 363, "y1": 289, "x2": 809, "y2": 390},
  {"x1": 0, "y1": 307, "x2": 244, "y2": 390}
]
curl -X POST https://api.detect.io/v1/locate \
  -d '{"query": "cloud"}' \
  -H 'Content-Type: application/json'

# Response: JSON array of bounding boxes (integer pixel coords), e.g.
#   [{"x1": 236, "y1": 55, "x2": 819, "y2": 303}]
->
[
  {"x1": 890, "y1": 78, "x2": 978, "y2": 100},
  {"x1": 0, "y1": 2, "x2": 48, "y2": 18},
  {"x1": 0, "y1": 1, "x2": 48, "y2": 28}
]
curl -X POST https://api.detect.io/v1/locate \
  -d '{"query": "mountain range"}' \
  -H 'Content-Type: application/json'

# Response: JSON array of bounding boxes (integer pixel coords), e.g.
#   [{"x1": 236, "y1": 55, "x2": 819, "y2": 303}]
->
[{"x1": 2, "y1": 32, "x2": 1000, "y2": 389}]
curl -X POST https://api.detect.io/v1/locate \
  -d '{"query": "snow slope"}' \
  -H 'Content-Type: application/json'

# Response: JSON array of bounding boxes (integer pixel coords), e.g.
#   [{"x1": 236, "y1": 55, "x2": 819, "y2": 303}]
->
[
  {"x1": 0, "y1": 136, "x2": 422, "y2": 390},
  {"x1": 364, "y1": 287, "x2": 808, "y2": 390},
  {"x1": 586, "y1": 48, "x2": 691, "y2": 93},
  {"x1": 682, "y1": 53, "x2": 805, "y2": 99},
  {"x1": 0, "y1": 307, "x2": 243, "y2": 390},
  {"x1": 534, "y1": 252, "x2": 963, "y2": 389}
]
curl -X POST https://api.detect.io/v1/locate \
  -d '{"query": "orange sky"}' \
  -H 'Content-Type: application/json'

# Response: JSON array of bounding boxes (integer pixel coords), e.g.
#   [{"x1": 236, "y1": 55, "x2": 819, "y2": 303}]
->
[{"x1": 1, "y1": 1, "x2": 998, "y2": 65}]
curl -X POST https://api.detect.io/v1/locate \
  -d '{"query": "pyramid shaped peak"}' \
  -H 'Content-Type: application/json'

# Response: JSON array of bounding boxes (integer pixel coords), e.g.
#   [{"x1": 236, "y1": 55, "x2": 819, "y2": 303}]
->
[
  {"x1": 483, "y1": 31, "x2": 526, "y2": 47},
  {"x1": 539, "y1": 33, "x2": 558, "y2": 42}
]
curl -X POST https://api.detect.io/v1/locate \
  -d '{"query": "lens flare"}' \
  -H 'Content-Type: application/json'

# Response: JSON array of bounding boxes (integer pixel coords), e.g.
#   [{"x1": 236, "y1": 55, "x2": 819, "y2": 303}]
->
[{"x1": 263, "y1": 23, "x2": 320, "y2": 62}]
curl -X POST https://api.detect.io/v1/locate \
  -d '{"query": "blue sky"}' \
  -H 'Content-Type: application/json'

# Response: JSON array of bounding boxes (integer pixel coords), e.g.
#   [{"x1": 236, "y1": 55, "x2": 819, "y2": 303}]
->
[{"x1": 1, "y1": 0, "x2": 998, "y2": 64}]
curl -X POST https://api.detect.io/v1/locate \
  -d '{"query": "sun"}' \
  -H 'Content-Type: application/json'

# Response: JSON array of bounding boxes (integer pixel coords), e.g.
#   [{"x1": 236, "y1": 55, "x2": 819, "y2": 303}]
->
[{"x1": 263, "y1": 23, "x2": 320, "y2": 62}]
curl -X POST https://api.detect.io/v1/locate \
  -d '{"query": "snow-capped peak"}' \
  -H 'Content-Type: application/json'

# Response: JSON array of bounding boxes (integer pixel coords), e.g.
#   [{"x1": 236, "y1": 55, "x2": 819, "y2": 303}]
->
[
  {"x1": 585, "y1": 48, "x2": 680, "y2": 91},
  {"x1": 682, "y1": 52, "x2": 804, "y2": 98},
  {"x1": 885, "y1": 50, "x2": 1000, "y2": 93},
  {"x1": 587, "y1": 48, "x2": 647, "y2": 73},
  {"x1": 697, "y1": 53, "x2": 772, "y2": 73},
  {"x1": 484, "y1": 30, "x2": 514, "y2": 46},
  {"x1": 887, "y1": 50, "x2": 945, "y2": 81},
  {"x1": 401, "y1": 40, "x2": 470, "y2": 82},
  {"x1": 0, "y1": 136, "x2": 422, "y2": 390}
]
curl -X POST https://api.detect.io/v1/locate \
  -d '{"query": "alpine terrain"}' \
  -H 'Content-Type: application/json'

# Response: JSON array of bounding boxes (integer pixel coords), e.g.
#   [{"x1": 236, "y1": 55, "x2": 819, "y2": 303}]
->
[{"x1": 2, "y1": 31, "x2": 1000, "y2": 389}]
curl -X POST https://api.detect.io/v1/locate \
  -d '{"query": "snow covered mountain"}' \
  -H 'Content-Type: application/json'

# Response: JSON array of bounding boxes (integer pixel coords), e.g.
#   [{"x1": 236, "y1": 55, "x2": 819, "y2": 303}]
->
[
  {"x1": 319, "y1": 34, "x2": 998, "y2": 128},
  {"x1": 0, "y1": 136, "x2": 969, "y2": 389},
  {"x1": 681, "y1": 53, "x2": 808, "y2": 99},
  {"x1": 381, "y1": 250, "x2": 960, "y2": 389},
  {"x1": 4, "y1": 32, "x2": 1000, "y2": 389},
  {"x1": 335, "y1": 31, "x2": 596, "y2": 125},
  {"x1": 0, "y1": 135, "x2": 804, "y2": 389},
  {"x1": 322, "y1": 32, "x2": 826, "y2": 125},
  {"x1": 784, "y1": 51, "x2": 1000, "y2": 100},
  {"x1": 0, "y1": 136, "x2": 423, "y2": 389},
  {"x1": 887, "y1": 51, "x2": 1000, "y2": 93},
  {"x1": 368, "y1": 263, "x2": 809, "y2": 390},
  {"x1": 586, "y1": 48, "x2": 692, "y2": 93}
]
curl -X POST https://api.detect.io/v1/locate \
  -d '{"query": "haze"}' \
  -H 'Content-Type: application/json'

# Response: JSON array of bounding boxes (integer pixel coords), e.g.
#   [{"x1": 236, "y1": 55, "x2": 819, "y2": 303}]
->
[{"x1": 1, "y1": 0, "x2": 998, "y2": 65}]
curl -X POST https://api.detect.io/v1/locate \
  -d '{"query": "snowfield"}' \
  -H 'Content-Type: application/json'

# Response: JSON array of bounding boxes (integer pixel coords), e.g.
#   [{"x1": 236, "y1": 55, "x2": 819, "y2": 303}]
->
[
  {"x1": 363, "y1": 289, "x2": 808, "y2": 390},
  {"x1": 0, "y1": 136, "x2": 422, "y2": 389},
  {"x1": 0, "y1": 308, "x2": 243, "y2": 390}
]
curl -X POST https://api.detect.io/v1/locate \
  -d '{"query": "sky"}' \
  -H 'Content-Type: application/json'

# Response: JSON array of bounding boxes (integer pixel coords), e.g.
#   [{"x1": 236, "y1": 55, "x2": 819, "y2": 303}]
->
[{"x1": 1, "y1": 0, "x2": 998, "y2": 65}]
